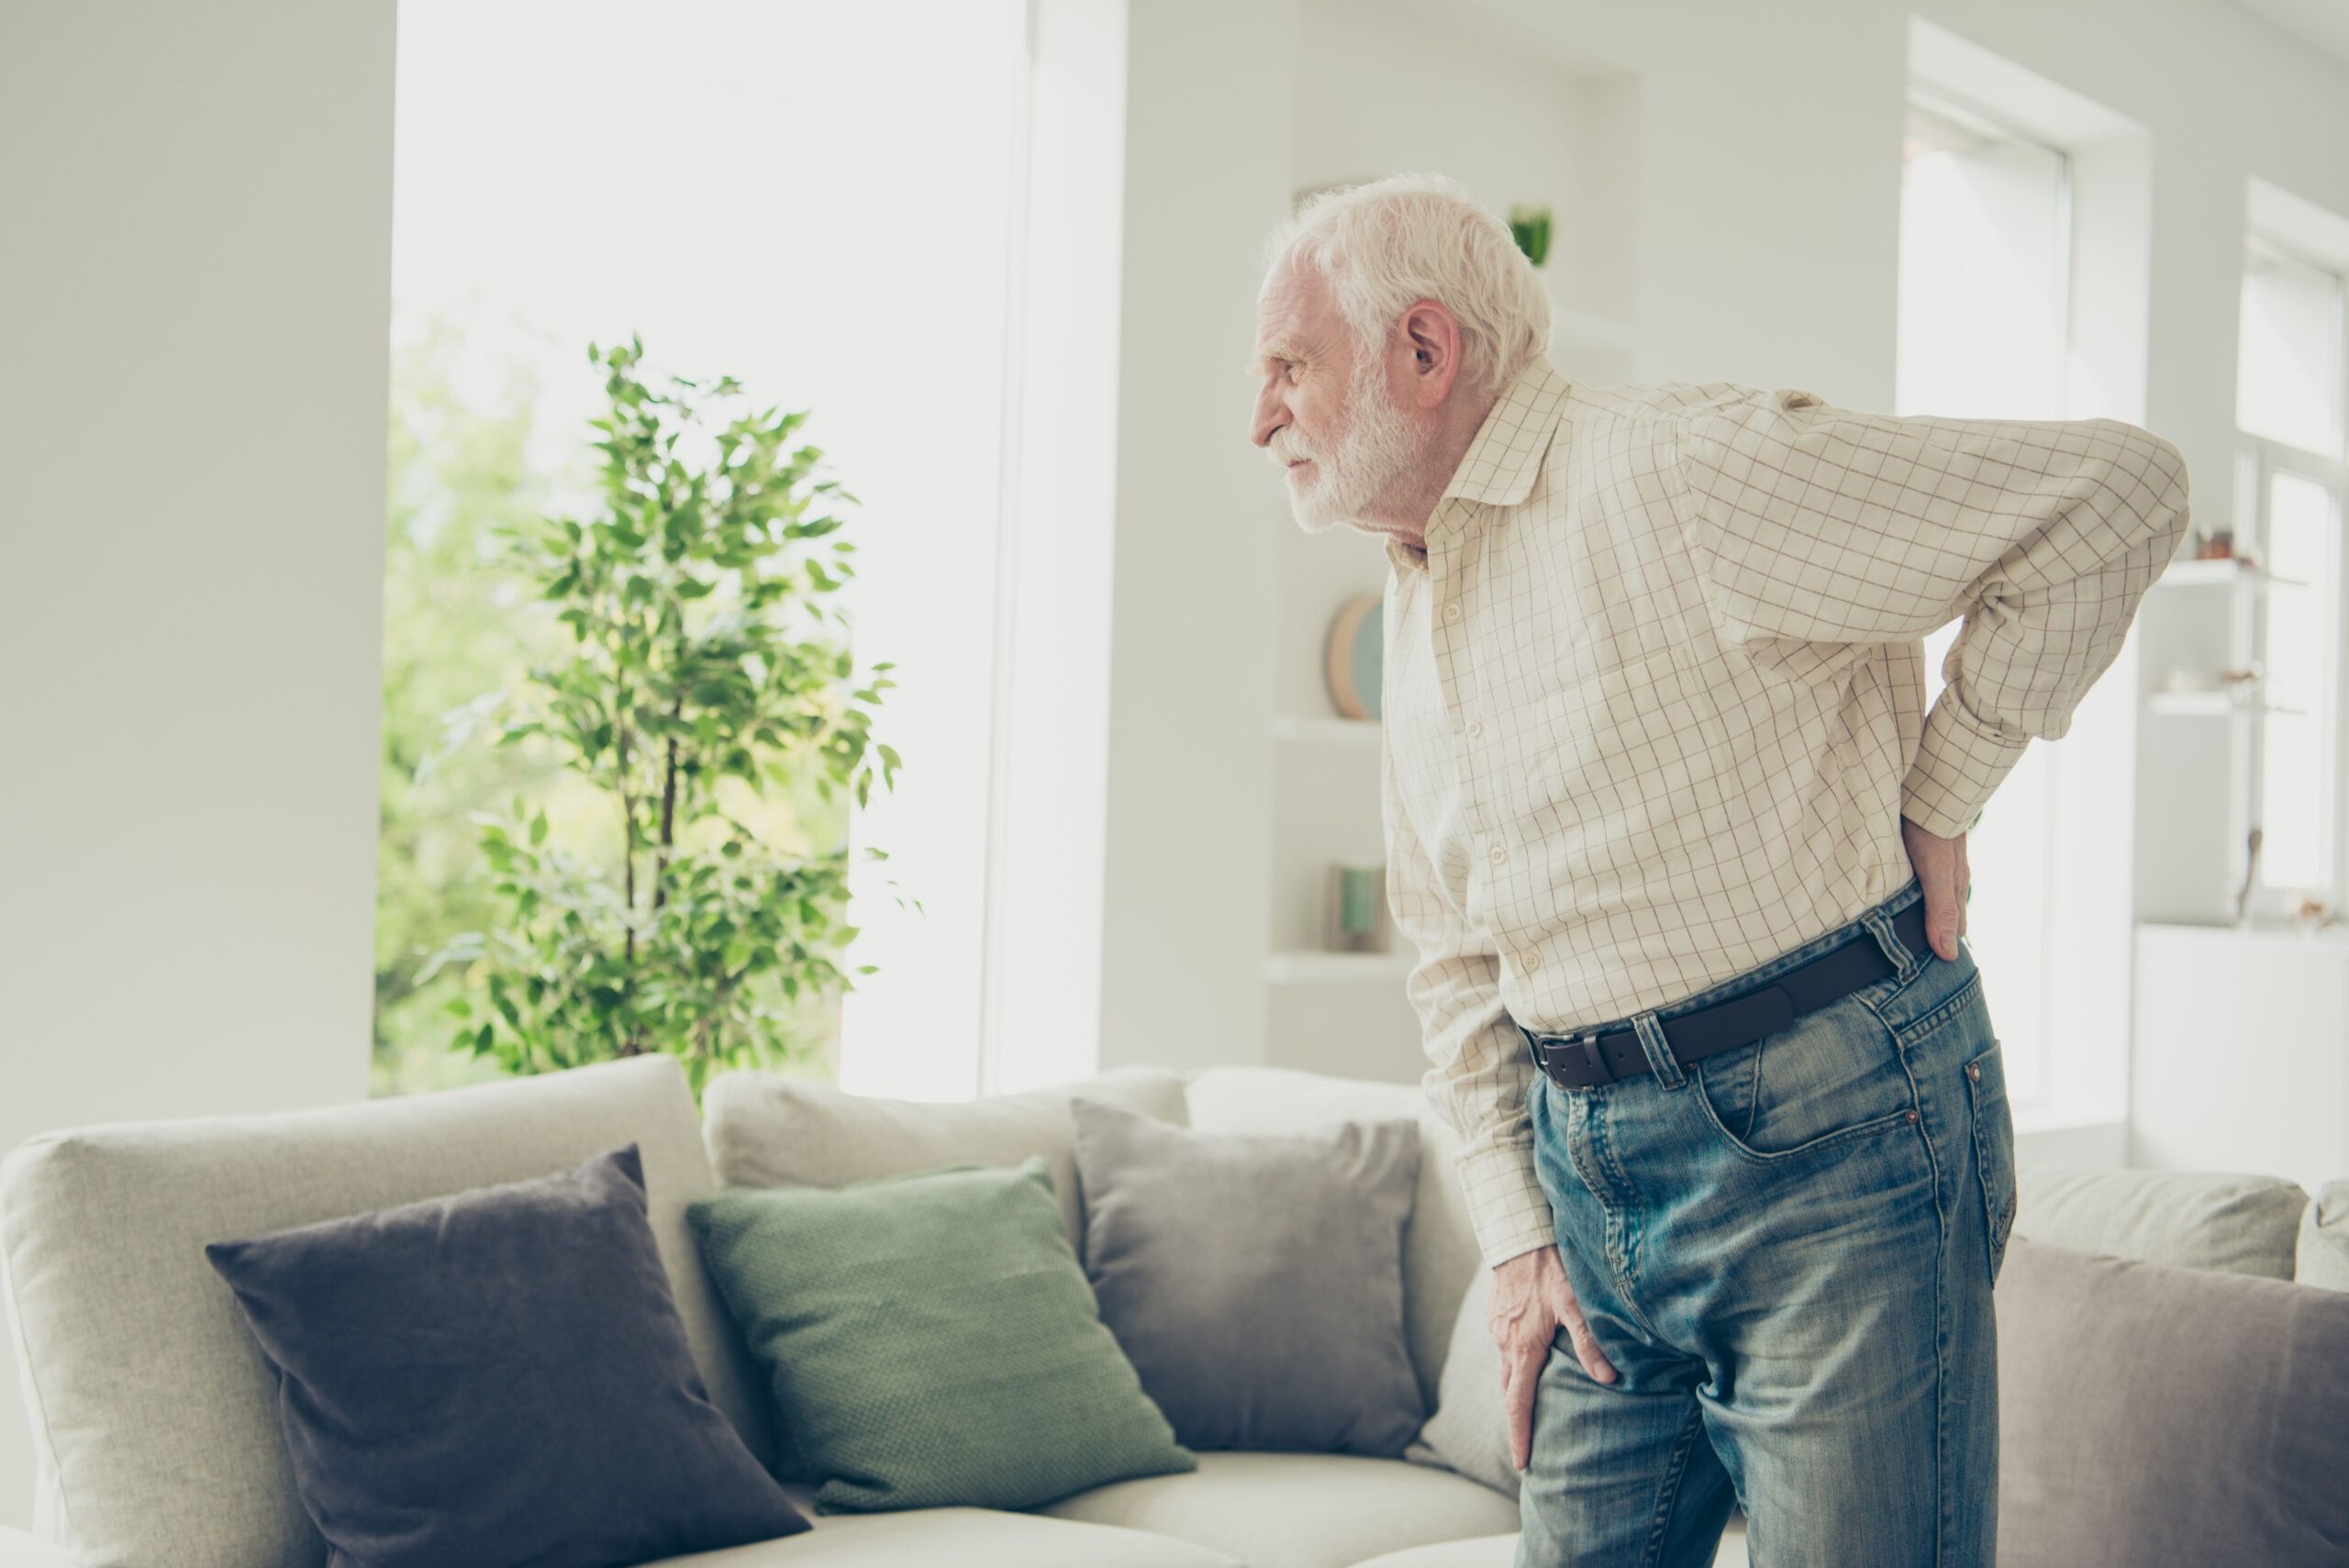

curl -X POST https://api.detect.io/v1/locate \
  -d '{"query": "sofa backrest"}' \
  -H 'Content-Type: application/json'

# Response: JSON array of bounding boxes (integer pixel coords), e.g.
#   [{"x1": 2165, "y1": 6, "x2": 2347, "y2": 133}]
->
[
  {"x1": 699, "y1": 1063, "x2": 1193, "y2": 1258},
  {"x1": 0, "y1": 1054, "x2": 767, "y2": 1568},
  {"x1": 1180, "y1": 1064, "x2": 1479, "y2": 1415},
  {"x1": 2010, "y1": 1163, "x2": 2312, "y2": 1279}
]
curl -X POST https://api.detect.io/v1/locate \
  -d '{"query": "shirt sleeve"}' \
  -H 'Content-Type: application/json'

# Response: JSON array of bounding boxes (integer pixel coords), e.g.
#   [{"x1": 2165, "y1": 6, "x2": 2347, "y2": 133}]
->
[
  {"x1": 1675, "y1": 388, "x2": 2194, "y2": 839},
  {"x1": 1380, "y1": 702, "x2": 1556, "y2": 1271}
]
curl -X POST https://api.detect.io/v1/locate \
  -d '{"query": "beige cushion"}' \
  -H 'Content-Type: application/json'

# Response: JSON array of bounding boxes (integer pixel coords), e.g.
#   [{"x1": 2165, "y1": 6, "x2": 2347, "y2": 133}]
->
[
  {"x1": 0, "y1": 1055, "x2": 767, "y2": 1568},
  {"x1": 699, "y1": 1065, "x2": 1189, "y2": 1256},
  {"x1": 1351, "y1": 1516, "x2": 1751, "y2": 1568},
  {"x1": 649, "y1": 1482, "x2": 1241, "y2": 1568},
  {"x1": 1030, "y1": 1450, "x2": 1520, "y2": 1568},
  {"x1": 2010, "y1": 1162, "x2": 2309, "y2": 1278},
  {"x1": 1402, "y1": 1264, "x2": 1515, "y2": 1498},
  {"x1": 2301, "y1": 1180, "x2": 2349, "y2": 1292},
  {"x1": 1992, "y1": 1235, "x2": 2349, "y2": 1567},
  {"x1": 1182, "y1": 1066, "x2": 1481, "y2": 1410}
]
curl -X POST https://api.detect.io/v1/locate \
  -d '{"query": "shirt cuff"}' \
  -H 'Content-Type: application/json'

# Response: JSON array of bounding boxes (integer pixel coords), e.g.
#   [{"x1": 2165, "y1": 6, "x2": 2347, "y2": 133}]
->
[
  {"x1": 1901, "y1": 689, "x2": 2030, "y2": 840},
  {"x1": 1456, "y1": 1139, "x2": 1558, "y2": 1271}
]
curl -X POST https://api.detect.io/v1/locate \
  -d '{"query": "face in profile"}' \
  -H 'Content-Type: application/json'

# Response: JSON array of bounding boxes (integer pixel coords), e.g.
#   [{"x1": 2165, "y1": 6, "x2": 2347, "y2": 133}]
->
[{"x1": 1251, "y1": 259, "x2": 1436, "y2": 537}]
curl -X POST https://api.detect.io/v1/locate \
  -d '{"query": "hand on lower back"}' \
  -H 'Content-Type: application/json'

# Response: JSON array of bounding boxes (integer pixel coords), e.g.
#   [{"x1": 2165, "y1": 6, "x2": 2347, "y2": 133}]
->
[
  {"x1": 1900, "y1": 813, "x2": 1971, "y2": 961},
  {"x1": 1491, "y1": 1242, "x2": 1618, "y2": 1471}
]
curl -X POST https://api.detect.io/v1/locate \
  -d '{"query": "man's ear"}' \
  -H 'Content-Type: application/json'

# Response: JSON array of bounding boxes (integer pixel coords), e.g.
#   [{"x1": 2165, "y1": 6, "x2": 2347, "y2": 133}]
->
[{"x1": 1397, "y1": 299, "x2": 1462, "y2": 409}]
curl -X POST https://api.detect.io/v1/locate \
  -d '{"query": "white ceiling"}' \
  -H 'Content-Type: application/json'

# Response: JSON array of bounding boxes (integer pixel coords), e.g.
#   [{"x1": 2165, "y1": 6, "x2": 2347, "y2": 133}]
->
[{"x1": 2231, "y1": 0, "x2": 2349, "y2": 71}]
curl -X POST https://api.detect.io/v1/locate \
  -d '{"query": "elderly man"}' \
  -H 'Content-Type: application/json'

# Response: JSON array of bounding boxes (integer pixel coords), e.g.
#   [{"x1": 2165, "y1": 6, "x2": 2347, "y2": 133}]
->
[{"x1": 1247, "y1": 172, "x2": 2189, "y2": 1568}]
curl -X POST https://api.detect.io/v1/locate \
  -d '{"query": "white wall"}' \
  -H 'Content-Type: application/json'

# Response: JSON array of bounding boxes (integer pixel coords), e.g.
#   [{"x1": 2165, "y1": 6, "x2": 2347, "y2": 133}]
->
[
  {"x1": 0, "y1": 0, "x2": 396, "y2": 1528},
  {"x1": 1085, "y1": 0, "x2": 1299, "y2": 1076}
]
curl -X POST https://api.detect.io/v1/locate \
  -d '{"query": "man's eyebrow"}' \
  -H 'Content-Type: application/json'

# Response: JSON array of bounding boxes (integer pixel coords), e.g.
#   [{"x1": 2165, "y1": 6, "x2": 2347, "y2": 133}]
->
[{"x1": 1245, "y1": 339, "x2": 1306, "y2": 377}]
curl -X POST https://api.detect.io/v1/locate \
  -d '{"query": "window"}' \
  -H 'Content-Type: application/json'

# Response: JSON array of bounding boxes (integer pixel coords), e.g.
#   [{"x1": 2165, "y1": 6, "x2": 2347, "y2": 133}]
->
[
  {"x1": 379, "y1": 0, "x2": 1028, "y2": 1096},
  {"x1": 1895, "y1": 86, "x2": 2073, "y2": 1106},
  {"x1": 2237, "y1": 230, "x2": 2349, "y2": 904}
]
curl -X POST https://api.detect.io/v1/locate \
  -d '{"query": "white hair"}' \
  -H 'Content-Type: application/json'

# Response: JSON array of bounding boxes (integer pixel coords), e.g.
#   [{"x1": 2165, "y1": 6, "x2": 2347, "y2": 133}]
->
[{"x1": 1260, "y1": 172, "x2": 1552, "y2": 399}]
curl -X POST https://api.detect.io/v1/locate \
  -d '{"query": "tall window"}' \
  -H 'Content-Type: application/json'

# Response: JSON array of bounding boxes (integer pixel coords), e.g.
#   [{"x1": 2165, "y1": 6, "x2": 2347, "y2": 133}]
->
[
  {"x1": 378, "y1": 1, "x2": 1027, "y2": 1096},
  {"x1": 2238, "y1": 231, "x2": 2349, "y2": 902},
  {"x1": 1895, "y1": 87, "x2": 2072, "y2": 1105}
]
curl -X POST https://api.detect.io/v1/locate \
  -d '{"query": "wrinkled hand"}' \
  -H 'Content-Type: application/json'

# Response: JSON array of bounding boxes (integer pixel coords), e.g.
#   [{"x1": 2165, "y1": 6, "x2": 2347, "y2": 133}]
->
[
  {"x1": 1900, "y1": 814, "x2": 1970, "y2": 961},
  {"x1": 1491, "y1": 1243, "x2": 1617, "y2": 1472}
]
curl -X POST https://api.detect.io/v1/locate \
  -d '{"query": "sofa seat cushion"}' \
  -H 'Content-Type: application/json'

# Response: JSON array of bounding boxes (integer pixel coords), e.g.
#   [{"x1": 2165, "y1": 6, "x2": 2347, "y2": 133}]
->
[
  {"x1": 0, "y1": 1055, "x2": 765, "y2": 1568},
  {"x1": 1348, "y1": 1515, "x2": 1751, "y2": 1568},
  {"x1": 2011, "y1": 1163, "x2": 2309, "y2": 1278},
  {"x1": 1030, "y1": 1450, "x2": 1520, "y2": 1568},
  {"x1": 632, "y1": 1499, "x2": 1243, "y2": 1567}
]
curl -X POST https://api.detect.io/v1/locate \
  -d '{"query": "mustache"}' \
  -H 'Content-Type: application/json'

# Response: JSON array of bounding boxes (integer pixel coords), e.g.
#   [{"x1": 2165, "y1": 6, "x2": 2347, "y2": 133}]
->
[{"x1": 1268, "y1": 434, "x2": 1317, "y2": 467}]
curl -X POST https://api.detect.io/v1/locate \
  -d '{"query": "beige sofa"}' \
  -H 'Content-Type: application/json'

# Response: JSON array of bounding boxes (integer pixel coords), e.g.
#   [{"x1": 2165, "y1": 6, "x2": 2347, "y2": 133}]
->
[{"x1": 2, "y1": 1052, "x2": 2336, "y2": 1568}]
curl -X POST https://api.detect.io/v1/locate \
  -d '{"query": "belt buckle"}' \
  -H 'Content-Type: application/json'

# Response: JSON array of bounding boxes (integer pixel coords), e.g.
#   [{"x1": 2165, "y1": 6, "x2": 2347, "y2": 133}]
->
[{"x1": 1531, "y1": 1027, "x2": 1612, "y2": 1088}]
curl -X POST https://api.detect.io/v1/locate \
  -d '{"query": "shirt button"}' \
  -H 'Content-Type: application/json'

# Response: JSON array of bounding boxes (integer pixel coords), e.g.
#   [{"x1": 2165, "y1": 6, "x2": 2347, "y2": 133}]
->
[
  {"x1": 1465, "y1": 721, "x2": 1483, "y2": 738},
  {"x1": 1967, "y1": 1062, "x2": 1981, "y2": 1082},
  {"x1": 1489, "y1": 845, "x2": 1507, "y2": 865},
  {"x1": 1443, "y1": 603, "x2": 1461, "y2": 621},
  {"x1": 1521, "y1": 948, "x2": 1542, "y2": 971}
]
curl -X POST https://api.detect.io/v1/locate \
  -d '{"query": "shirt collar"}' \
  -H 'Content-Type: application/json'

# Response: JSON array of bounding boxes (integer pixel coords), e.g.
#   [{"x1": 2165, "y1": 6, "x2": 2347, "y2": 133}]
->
[{"x1": 1384, "y1": 351, "x2": 1572, "y2": 576}]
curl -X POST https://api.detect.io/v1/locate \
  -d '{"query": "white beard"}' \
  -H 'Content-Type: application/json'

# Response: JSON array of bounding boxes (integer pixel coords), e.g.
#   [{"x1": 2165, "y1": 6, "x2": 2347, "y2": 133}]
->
[{"x1": 1277, "y1": 357, "x2": 1435, "y2": 536}]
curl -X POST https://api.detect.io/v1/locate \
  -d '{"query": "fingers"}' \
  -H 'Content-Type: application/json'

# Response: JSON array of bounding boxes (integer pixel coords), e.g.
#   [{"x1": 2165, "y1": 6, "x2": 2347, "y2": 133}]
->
[
  {"x1": 1914, "y1": 836, "x2": 1960, "y2": 960},
  {"x1": 1556, "y1": 1292, "x2": 1619, "y2": 1385},
  {"x1": 1503, "y1": 1342, "x2": 1541, "y2": 1472},
  {"x1": 1955, "y1": 839, "x2": 1971, "y2": 941}
]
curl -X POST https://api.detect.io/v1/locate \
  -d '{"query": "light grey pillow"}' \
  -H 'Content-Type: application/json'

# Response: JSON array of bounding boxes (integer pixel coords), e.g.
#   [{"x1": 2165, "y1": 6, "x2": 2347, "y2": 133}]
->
[
  {"x1": 2011, "y1": 1163, "x2": 2310, "y2": 1278},
  {"x1": 1069, "y1": 1095, "x2": 1425, "y2": 1455},
  {"x1": 2300, "y1": 1181, "x2": 2349, "y2": 1292},
  {"x1": 1993, "y1": 1235, "x2": 2349, "y2": 1567},
  {"x1": 1402, "y1": 1263, "x2": 1515, "y2": 1497}
]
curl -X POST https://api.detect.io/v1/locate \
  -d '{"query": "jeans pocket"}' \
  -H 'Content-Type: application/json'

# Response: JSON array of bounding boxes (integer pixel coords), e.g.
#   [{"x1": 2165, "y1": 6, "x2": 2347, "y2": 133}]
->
[
  {"x1": 1963, "y1": 1038, "x2": 2018, "y2": 1285},
  {"x1": 1687, "y1": 995, "x2": 1918, "y2": 1165}
]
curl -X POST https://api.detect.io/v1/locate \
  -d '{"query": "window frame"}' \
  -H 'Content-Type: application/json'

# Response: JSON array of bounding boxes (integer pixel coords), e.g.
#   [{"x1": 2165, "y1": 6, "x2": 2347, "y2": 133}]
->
[{"x1": 2236, "y1": 227, "x2": 2349, "y2": 916}]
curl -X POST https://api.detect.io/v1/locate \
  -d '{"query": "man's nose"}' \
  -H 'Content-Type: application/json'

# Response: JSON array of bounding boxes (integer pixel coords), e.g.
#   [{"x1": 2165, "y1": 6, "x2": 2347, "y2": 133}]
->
[{"x1": 1251, "y1": 387, "x2": 1284, "y2": 450}]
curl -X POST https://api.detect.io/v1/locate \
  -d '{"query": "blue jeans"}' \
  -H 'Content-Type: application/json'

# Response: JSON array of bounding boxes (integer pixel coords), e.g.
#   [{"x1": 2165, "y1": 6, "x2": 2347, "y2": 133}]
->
[{"x1": 1514, "y1": 876, "x2": 2017, "y2": 1568}]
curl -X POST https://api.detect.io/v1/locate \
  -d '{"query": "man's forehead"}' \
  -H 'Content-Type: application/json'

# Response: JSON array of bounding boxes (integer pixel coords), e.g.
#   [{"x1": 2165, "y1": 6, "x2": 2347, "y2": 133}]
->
[{"x1": 1251, "y1": 271, "x2": 1326, "y2": 365}]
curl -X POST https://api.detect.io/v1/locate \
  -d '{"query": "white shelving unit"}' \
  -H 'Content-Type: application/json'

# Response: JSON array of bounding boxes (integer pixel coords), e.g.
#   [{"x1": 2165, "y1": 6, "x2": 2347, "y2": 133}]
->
[
  {"x1": 1271, "y1": 714, "x2": 1380, "y2": 747},
  {"x1": 1265, "y1": 949, "x2": 1415, "y2": 985},
  {"x1": 2136, "y1": 549, "x2": 2283, "y2": 921}
]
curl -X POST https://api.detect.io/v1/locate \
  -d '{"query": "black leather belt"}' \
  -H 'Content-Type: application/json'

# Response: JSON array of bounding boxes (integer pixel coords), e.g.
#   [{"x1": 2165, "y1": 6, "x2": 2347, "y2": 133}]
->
[{"x1": 1522, "y1": 898, "x2": 1934, "y2": 1090}]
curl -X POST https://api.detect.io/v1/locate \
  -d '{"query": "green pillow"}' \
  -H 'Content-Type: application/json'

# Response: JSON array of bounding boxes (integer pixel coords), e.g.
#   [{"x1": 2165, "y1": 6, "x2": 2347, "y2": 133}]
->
[{"x1": 686, "y1": 1155, "x2": 1196, "y2": 1512}]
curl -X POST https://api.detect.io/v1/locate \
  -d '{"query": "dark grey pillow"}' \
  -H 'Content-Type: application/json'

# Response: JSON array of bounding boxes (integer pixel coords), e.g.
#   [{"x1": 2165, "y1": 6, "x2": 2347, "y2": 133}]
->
[
  {"x1": 203, "y1": 1143, "x2": 809, "y2": 1568},
  {"x1": 1996, "y1": 1235, "x2": 2349, "y2": 1568},
  {"x1": 1069, "y1": 1095, "x2": 1425, "y2": 1454}
]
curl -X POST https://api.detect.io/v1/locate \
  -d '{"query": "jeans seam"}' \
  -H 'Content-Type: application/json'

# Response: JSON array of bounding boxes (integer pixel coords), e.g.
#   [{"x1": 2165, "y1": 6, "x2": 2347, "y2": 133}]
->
[
  {"x1": 1587, "y1": 1097, "x2": 1674, "y2": 1349},
  {"x1": 1910, "y1": 1077, "x2": 1954, "y2": 1568},
  {"x1": 1639, "y1": 1397, "x2": 1709, "y2": 1568}
]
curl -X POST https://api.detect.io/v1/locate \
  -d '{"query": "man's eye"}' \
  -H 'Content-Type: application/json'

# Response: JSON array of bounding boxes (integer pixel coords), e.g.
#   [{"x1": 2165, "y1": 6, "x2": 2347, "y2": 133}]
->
[{"x1": 1285, "y1": 361, "x2": 1302, "y2": 381}]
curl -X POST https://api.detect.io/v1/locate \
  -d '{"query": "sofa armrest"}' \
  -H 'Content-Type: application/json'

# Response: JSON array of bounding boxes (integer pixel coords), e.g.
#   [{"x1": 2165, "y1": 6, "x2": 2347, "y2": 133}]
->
[{"x1": 0, "y1": 1526, "x2": 75, "y2": 1567}]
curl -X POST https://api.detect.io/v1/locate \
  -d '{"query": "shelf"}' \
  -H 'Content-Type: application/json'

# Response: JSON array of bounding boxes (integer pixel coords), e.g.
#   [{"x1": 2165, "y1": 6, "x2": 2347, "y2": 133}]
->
[
  {"x1": 2154, "y1": 558, "x2": 2308, "y2": 590},
  {"x1": 2144, "y1": 691, "x2": 2305, "y2": 717},
  {"x1": 1271, "y1": 714, "x2": 1380, "y2": 747},
  {"x1": 1265, "y1": 949, "x2": 1414, "y2": 984}
]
